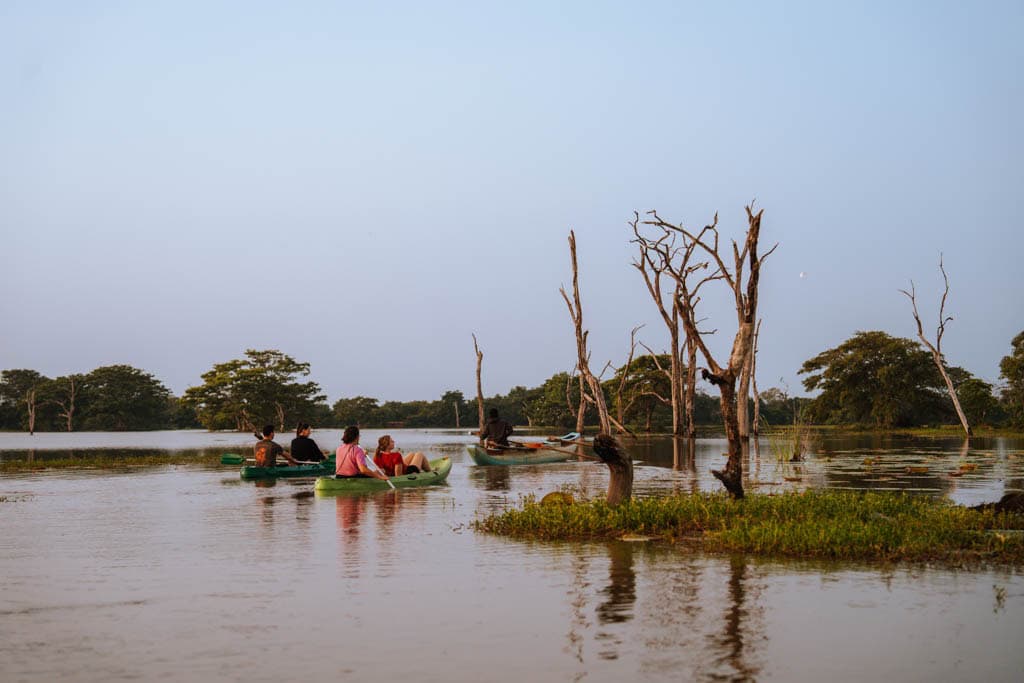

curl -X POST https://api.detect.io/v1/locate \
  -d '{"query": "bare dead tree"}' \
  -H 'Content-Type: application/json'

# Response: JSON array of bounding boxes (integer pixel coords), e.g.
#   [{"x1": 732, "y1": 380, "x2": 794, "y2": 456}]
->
[
  {"x1": 25, "y1": 387, "x2": 38, "y2": 436},
  {"x1": 472, "y1": 333, "x2": 485, "y2": 432},
  {"x1": 751, "y1": 319, "x2": 762, "y2": 440},
  {"x1": 575, "y1": 373, "x2": 586, "y2": 433},
  {"x1": 561, "y1": 231, "x2": 631, "y2": 500},
  {"x1": 631, "y1": 216, "x2": 686, "y2": 436},
  {"x1": 640, "y1": 212, "x2": 721, "y2": 441},
  {"x1": 660, "y1": 206, "x2": 776, "y2": 498},
  {"x1": 560, "y1": 230, "x2": 612, "y2": 435},
  {"x1": 49, "y1": 375, "x2": 80, "y2": 432},
  {"x1": 900, "y1": 255, "x2": 972, "y2": 437},
  {"x1": 610, "y1": 325, "x2": 644, "y2": 434}
]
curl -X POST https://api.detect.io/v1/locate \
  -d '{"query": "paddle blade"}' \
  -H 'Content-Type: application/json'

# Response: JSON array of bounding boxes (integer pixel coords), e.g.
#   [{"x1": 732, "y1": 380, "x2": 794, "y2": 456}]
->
[{"x1": 221, "y1": 453, "x2": 245, "y2": 465}]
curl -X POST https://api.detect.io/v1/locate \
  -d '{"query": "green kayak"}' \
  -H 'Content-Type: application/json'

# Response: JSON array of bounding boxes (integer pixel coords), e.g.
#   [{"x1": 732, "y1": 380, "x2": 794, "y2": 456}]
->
[
  {"x1": 240, "y1": 459, "x2": 334, "y2": 480},
  {"x1": 314, "y1": 457, "x2": 452, "y2": 494},
  {"x1": 466, "y1": 444, "x2": 572, "y2": 466}
]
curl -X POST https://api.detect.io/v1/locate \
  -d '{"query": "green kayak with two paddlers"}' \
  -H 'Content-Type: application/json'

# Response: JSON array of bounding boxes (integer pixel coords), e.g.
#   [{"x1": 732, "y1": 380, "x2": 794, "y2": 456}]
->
[
  {"x1": 314, "y1": 457, "x2": 452, "y2": 494},
  {"x1": 239, "y1": 458, "x2": 335, "y2": 480}
]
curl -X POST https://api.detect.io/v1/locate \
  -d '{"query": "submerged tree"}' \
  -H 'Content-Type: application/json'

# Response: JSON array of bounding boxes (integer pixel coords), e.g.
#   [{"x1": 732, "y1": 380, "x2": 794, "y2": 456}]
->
[
  {"x1": 900, "y1": 256, "x2": 972, "y2": 437},
  {"x1": 561, "y1": 230, "x2": 629, "y2": 503},
  {"x1": 560, "y1": 230, "x2": 612, "y2": 434},
  {"x1": 646, "y1": 206, "x2": 775, "y2": 498},
  {"x1": 472, "y1": 333, "x2": 485, "y2": 433}
]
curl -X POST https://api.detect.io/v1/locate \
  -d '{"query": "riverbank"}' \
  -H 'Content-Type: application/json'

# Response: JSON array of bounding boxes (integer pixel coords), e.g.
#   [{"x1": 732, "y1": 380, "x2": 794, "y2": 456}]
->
[{"x1": 475, "y1": 490, "x2": 1024, "y2": 565}]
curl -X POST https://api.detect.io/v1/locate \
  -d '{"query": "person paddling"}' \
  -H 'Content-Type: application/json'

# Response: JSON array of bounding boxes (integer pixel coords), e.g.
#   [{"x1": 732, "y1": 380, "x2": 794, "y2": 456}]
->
[
  {"x1": 254, "y1": 425, "x2": 298, "y2": 467},
  {"x1": 335, "y1": 425, "x2": 389, "y2": 481},
  {"x1": 479, "y1": 408, "x2": 513, "y2": 448},
  {"x1": 290, "y1": 422, "x2": 327, "y2": 463}
]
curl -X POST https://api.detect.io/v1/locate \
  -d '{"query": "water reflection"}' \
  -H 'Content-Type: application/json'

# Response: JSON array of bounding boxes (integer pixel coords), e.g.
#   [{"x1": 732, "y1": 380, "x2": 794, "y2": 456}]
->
[
  {"x1": 708, "y1": 556, "x2": 763, "y2": 681},
  {"x1": 595, "y1": 542, "x2": 637, "y2": 660},
  {"x1": 335, "y1": 496, "x2": 366, "y2": 579}
]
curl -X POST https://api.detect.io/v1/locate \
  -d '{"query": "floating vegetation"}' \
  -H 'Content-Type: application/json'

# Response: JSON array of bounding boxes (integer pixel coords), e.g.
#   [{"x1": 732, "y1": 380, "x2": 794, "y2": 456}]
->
[
  {"x1": 0, "y1": 494, "x2": 34, "y2": 503},
  {"x1": 475, "y1": 491, "x2": 1024, "y2": 565},
  {"x1": 0, "y1": 451, "x2": 227, "y2": 472}
]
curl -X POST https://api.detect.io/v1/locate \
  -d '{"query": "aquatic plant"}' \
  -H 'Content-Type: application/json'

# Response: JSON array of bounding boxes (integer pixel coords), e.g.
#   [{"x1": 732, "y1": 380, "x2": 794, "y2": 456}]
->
[
  {"x1": 0, "y1": 452, "x2": 227, "y2": 472},
  {"x1": 475, "y1": 490, "x2": 1024, "y2": 564}
]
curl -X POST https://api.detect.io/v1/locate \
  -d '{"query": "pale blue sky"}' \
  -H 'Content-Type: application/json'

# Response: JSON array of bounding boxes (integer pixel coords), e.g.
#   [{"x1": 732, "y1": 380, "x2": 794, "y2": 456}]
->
[{"x1": 2, "y1": 1, "x2": 1021, "y2": 402}]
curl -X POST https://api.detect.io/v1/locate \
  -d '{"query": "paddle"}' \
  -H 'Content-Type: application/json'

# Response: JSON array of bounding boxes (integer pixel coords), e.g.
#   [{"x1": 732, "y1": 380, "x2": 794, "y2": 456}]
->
[
  {"x1": 363, "y1": 454, "x2": 397, "y2": 490},
  {"x1": 503, "y1": 440, "x2": 598, "y2": 460}
]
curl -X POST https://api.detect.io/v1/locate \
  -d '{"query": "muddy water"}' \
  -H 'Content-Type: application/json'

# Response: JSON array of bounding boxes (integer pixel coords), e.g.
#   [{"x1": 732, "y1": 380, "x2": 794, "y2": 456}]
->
[{"x1": 2, "y1": 430, "x2": 1023, "y2": 682}]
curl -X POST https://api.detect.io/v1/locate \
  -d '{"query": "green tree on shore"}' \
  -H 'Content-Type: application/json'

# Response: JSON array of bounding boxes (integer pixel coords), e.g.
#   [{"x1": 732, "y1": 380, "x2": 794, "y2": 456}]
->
[
  {"x1": 0, "y1": 369, "x2": 50, "y2": 433},
  {"x1": 183, "y1": 350, "x2": 326, "y2": 431},
  {"x1": 799, "y1": 331, "x2": 949, "y2": 427},
  {"x1": 1000, "y1": 331, "x2": 1024, "y2": 428},
  {"x1": 78, "y1": 365, "x2": 172, "y2": 430}
]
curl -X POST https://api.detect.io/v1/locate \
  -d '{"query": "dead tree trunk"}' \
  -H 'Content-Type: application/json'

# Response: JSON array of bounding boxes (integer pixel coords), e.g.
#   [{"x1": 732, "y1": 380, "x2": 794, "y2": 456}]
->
[
  {"x1": 737, "y1": 345, "x2": 753, "y2": 441},
  {"x1": 900, "y1": 256, "x2": 972, "y2": 438},
  {"x1": 575, "y1": 373, "x2": 586, "y2": 434},
  {"x1": 631, "y1": 216, "x2": 685, "y2": 436},
  {"x1": 653, "y1": 206, "x2": 776, "y2": 499},
  {"x1": 51, "y1": 375, "x2": 79, "y2": 432},
  {"x1": 684, "y1": 332, "x2": 698, "y2": 440},
  {"x1": 751, "y1": 320, "x2": 762, "y2": 440},
  {"x1": 561, "y1": 230, "x2": 612, "y2": 435},
  {"x1": 25, "y1": 388, "x2": 37, "y2": 435},
  {"x1": 593, "y1": 433, "x2": 633, "y2": 506},
  {"x1": 472, "y1": 334, "x2": 485, "y2": 433}
]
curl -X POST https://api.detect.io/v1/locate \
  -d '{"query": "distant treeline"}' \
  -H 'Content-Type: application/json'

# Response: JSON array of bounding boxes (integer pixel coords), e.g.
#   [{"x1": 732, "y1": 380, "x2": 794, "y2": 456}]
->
[{"x1": 2, "y1": 330, "x2": 1022, "y2": 433}]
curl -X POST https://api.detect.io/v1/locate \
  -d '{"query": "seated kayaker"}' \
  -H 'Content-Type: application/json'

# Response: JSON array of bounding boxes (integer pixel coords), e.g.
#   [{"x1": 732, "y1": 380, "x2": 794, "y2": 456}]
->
[
  {"x1": 254, "y1": 425, "x2": 298, "y2": 467},
  {"x1": 290, "y1": 422, "x2": 327, "y2": 463},
  {"x1": 373, "y1": 434, "x2": 432, "y2": 476},
  {"x1": 335, "y1": 425, "x2": 389, "y2": 481},
  {"x1": 479, "y1": 408, "x2": 513, "y2": 447}
]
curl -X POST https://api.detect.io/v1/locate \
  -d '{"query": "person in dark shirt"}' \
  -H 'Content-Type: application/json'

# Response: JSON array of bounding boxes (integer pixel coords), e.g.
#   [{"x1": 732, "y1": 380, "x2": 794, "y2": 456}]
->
[
  {"x1": 479, "y1": 408, "x2": 513, "y2": 447},
  {"x1": 254, "y1": 424, "x2": 297, "y2": 467},
  {"x1": 290, "y1": 422, "x2": 327, "y2": 463}
]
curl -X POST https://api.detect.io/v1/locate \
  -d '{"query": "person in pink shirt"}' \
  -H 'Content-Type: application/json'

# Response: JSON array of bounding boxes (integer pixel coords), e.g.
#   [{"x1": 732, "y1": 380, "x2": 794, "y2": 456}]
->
[{"x1": 335, "y1": 425, "x2": 389, "y2": 481}]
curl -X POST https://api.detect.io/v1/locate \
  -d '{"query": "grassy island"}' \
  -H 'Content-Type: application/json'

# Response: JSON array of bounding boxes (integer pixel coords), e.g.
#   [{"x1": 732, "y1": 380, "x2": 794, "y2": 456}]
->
[
  {"x1": 0, "y1": 451, "x2": 228, "y2": 472},
  {"x1": 475, "y1": 491, "x2": 1024, "y2": 565}
]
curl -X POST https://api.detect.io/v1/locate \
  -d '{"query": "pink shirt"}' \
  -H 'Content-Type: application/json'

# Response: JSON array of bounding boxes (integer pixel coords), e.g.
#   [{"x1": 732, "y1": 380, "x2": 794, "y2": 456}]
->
[{"x1": 335, "y1": 443, "x2": 369, "y2": 476}]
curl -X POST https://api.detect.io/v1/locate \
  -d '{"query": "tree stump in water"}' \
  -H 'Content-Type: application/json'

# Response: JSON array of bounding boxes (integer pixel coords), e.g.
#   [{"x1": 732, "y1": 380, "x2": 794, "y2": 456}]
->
[
  {"x1": 971, "y1": 492, "x2": 1024, "y2": 514},
  {"x1": 593, "y1": 434, "x2": 633, "y2": 506}
]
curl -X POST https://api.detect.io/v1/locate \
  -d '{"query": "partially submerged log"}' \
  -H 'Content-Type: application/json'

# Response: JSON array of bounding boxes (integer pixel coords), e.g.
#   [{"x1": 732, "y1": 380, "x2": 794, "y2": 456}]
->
[
  {"x1": 971, "y1": 492, "x2": 1024, "y2": 514},
  {"x1": 593, "y1": 433, "x2": 633, "y2": 506}
]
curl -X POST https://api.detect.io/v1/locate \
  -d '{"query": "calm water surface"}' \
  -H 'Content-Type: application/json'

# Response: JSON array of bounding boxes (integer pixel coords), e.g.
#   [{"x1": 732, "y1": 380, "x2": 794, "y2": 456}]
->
[{"x1": 2, "y1": 429, "x2": 1023, "y2": 682}]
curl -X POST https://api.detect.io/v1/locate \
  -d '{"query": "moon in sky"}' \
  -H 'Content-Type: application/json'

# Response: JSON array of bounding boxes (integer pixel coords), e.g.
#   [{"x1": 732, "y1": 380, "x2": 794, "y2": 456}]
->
[{"x1": 799, "y1": 271, "x2": 807, "y2": 279}]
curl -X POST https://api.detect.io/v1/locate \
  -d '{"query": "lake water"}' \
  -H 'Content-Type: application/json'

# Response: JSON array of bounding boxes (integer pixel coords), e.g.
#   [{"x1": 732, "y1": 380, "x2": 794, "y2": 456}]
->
[{"x1": 2, "y1": 429, "x2": 1023, "y2": 682}]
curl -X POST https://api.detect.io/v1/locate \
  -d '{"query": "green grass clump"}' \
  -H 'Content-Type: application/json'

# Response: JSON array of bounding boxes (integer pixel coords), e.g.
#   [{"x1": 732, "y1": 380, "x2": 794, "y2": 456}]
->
[
  {"x1": 0, "y1": 452, "x2": 227, "y2": 472},
  {"x1": 475, "y1": 491, "x2": 1024, "y2": 564}
]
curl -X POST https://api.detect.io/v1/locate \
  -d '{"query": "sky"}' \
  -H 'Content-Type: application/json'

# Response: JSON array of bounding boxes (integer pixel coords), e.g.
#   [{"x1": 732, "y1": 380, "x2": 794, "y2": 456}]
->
[{"x1": 1, "y1": 1, "x2": 1022, "y2": 403}]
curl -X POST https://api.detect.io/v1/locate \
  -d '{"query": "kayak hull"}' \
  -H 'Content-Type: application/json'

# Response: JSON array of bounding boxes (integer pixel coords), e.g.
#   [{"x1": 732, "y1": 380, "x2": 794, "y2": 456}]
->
[
  {"x1": 240, "y1": 460, "x2": 334, "y2": 480},
  {"x1": 466, "y1": 444, "x2": 571, "y2": 466},
  {"x1": 314, "y1": 457, "x2": 452, "y2": 493}
]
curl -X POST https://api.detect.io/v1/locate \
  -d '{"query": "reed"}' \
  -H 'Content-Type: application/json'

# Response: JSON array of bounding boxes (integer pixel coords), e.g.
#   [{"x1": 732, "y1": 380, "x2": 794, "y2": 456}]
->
[{"x1": 475, "y1": 491, "x2": 1024, "y2": 564}]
